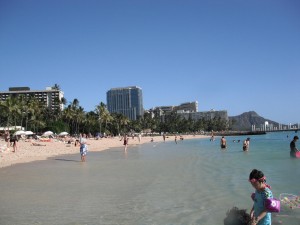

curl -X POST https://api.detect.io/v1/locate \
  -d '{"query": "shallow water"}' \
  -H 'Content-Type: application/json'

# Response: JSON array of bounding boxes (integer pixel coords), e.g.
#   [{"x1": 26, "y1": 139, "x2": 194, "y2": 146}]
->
[{"x1": 0, "y1": 131, "x2": 299, "y2": 225}]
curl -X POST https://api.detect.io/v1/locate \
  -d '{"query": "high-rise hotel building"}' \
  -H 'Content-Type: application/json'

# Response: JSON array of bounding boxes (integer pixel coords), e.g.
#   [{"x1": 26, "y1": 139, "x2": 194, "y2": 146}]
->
[
  {"x1": 0, "y1": 87, "x2": 64, "y2": 111},
  {"x1": 107, "y1": 86, "x2": 144, "y2": 120}
]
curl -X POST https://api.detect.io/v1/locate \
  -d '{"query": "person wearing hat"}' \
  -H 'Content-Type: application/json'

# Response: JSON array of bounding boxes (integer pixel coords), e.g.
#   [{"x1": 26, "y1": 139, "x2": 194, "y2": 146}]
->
[{"x1": 290, "y1": 135, "x2": 299, "y2": 158}]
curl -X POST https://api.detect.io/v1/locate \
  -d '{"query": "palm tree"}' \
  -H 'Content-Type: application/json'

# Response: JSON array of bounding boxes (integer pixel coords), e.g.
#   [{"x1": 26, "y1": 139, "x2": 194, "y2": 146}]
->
[
  {"x1": 52, "y1": 83, "x2": 61, "y2": 90},
  {"x1": 17, "y1": 94, "x2": 29, "y2": 130},
  {"x1": 141, "y1": 111, "x2": 158, "y2": 132},
  {"x1": 27, "y1": 98, "x2": 46, "y2": 133},
  {"x1": 117, "y1": 113, "x2": 130, "y2": 134},
  {"x1": 68, "y1": 98, "x2": 81, "y2": 134},
  {"x1": 84, "y1": 111, "x2": 98, "y2": 134},
  {"x1": 72, "y1": 98, "x2": 79, "y2": 109},
  {"x1": 61, "y1": 105, "x2": 74, "y2": 133},
  {"x1": 109, "y1": 113, "x2": 126, "y2": 135},
  {"x1": 95, "y1": 102, "x2": 112, "y2": 134},
  {"x1": 60, "y1": 97, "x2": 67, "y2": 106},
  {"x1": 0, "y1": 96, "x2": 20, "y2": 128},
  {"x1": 74, "y1": 106, "x2": 85, "y2": 134}
]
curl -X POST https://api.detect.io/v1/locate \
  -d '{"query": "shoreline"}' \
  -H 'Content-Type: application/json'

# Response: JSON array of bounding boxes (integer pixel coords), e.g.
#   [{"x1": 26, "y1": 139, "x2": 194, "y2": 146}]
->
[{"x1": 0, "y1": 134, "x2": 208, "y2": 169}]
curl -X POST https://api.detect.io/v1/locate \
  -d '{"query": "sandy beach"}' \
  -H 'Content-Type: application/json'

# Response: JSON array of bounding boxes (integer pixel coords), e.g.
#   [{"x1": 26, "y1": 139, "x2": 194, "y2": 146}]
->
[{"x1": 0, "y1": 134, "x2": 208, "y2": 169}]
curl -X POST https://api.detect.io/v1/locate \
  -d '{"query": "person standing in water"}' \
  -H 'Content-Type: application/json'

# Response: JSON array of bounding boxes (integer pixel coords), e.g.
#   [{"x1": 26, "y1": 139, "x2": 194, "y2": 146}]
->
[
  {"x1": 123, "y1": 134, "x2": 129, "y2": 152},
  {"x1": 243, "y1": 138, "x2": 250, "y2": 151},
  {"x1": 290, "y1": 135, "x2": 299, "y2": 158},
  {"x1": 220, "y1": 136, "x2": 227, "y2": 149},
  {"x1": 79, "y1": 134, "x2": 88, "y2": 162}
]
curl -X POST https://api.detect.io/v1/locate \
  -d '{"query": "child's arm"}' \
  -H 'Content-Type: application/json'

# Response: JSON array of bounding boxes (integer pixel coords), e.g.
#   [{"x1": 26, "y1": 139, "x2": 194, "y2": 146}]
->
[
  {"x1": 250, "y1": 207, "x2": 256, "y2": 225},
  {"x1": 252, "y1": 210, "x2": 267, "y2": 225},
  {"x1": 250, "y1": 205, "x2": 254, "y2": 218}
]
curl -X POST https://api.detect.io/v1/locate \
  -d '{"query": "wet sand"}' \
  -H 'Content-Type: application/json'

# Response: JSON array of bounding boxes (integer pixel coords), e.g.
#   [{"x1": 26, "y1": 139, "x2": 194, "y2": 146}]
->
[{"x1": 0, "y1": 134, "x2": 208, "y2": 168}]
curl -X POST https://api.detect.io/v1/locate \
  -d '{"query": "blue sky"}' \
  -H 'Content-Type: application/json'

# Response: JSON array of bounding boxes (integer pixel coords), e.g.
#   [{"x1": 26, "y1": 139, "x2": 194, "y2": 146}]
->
[{"x1": 0, "y1": 0, "x2": 299, "y2": 124}]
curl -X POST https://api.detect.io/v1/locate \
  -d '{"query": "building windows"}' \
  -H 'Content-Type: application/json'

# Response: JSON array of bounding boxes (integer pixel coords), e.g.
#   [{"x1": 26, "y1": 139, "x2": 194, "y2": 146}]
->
[
  {"x1": 0, "y1": 87, "x2": 64, "y2": 111},
  {"x1": 107, "y1": 86, "x2": 144, "y2": 120}
]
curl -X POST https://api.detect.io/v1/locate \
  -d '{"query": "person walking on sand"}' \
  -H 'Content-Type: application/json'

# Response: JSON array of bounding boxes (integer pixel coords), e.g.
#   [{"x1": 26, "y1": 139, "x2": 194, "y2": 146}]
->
[
  {"x1": 290, "y1": 135, "x2": 299, "y2": 158},
  {"x1": 249, "y1": 169, "x2": 273, "y2": 225},
  {"x1": 10, "y1": 134, "x2": 18, "y2": 152},
  {"x1": 79, "y1": 134, "x2": 88, "y2": 162},
  {"x1": 220, "y1": 136, "x2": 227, "y2": 149}
]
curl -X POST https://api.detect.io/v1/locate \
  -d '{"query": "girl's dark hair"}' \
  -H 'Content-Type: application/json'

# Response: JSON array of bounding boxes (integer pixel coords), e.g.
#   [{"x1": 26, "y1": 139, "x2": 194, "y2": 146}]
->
[{"x1": 249, "y1": 169, "x2": 264, "y2": 181}]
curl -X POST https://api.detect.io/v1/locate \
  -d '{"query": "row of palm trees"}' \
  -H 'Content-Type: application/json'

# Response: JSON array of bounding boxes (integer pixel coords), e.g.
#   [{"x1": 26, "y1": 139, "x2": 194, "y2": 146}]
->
[
  {"x1": 0, "y1": 94, "x2": 228, "y2": 136},
  {"x1": 0, "y1": 95, "x2": 131, "y2": 136}
]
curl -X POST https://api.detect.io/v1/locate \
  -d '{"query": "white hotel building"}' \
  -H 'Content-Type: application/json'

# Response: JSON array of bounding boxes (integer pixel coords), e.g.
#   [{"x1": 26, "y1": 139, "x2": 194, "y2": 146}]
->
[{"x1": 0, "y1": 87, "x2": 64, "y2": 111}]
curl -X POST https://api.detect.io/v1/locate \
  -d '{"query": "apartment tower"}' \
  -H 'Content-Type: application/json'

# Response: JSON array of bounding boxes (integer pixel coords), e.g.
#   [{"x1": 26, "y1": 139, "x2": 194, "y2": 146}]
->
[{"x1": 106, "y1": 86, "x2": 144, "y2": 120}]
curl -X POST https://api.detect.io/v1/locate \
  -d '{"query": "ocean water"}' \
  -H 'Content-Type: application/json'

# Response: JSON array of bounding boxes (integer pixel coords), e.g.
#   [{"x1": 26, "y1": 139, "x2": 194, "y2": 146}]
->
[{"x1": 0, "y1": 131, "x2": 299, "y2": 225}]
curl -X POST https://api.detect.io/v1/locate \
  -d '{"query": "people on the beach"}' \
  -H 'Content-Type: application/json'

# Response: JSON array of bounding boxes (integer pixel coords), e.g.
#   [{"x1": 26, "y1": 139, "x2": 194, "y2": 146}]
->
[
  {"x1": 210, "y1": 130, "x2": 215, "y2": 141},
  {"x1": 243, "y1": 138, "x2": 250, "y2": 151},
  {"x1": 0, "y1": 134, "x2": 207, "y2": 168},
  {"x1": 10, "y1": 134, "x2": 18, "y2": 152},
  {"x1": 224, "y1": 207, "x2": 251, "y2": 225},
  {"x1": 31, "y1": 142, "x2": 46, "y2": 146},
  {"x1": 289, "y1": 135, "x2": 299, "y2": 158},
  {"x1": 123, "y1": 134, "x2": 129, "y2": 152},
  {"x1": 29, "y1": 139, "x2": 46, "y2": 146},
  {"x1": 79, "y1": 134, "x2": 88, "y2": 162},
  {"x1": 4, "y1": 130, "x2": 10, "y2": 149},
  {"x1": 163, "y1": 133, "x2": 166, "y2": 142},
  {"x1": 249, "y1": 169, "x2": 273, "y2": 225},
  {"x1": 75, "y1": 137, "x2": 80, "y2": 147},
  {"x1": 175, "y1": 135, "x2": 177, "y2": 144},
  {"x1": 220, "y1": 136, "x2": 227, "y2": 149}
]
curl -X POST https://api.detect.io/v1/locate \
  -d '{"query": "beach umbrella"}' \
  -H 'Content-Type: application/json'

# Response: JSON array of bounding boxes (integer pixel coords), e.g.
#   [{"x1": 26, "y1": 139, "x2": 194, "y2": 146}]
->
[
  {"x1": 25, "y1": 131, "x2": 34, "y2": 135},
  {"x1": 14, "y1": 130, "x2": 26, "y2": 136},
  {"x1": 58, "y1": 131, "x2": 68, "y2": 136},
  {"x1": 43, "y1": 131, "x2": 54, "y2": 136}
]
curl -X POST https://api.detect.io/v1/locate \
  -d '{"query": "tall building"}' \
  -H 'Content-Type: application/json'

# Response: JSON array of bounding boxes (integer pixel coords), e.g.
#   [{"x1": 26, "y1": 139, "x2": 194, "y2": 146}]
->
[
  {"x1": 0, "y1": 86, "x2": 64, "y2": 111},
  {"x1": 107, "y1": 86, "x2": 144, "y2": 120}
]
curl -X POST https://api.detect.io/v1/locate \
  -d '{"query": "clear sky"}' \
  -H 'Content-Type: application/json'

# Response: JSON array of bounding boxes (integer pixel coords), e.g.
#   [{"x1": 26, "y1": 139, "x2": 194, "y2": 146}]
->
[{"x1": 0, "y1": 0, "x2": 299, "y2": 124}]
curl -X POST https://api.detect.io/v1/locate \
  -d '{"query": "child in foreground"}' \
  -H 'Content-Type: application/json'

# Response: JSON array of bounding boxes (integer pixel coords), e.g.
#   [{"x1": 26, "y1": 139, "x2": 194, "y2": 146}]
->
[{"x1": 249, "y1": 169, "x2": 273, "y2": 225}]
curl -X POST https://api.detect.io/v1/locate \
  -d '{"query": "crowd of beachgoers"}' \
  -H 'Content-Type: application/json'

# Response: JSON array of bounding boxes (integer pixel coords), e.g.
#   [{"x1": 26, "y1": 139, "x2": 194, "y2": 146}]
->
[{"x1": 0, "y1": 132, "x2": 207, "y2": 168}]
